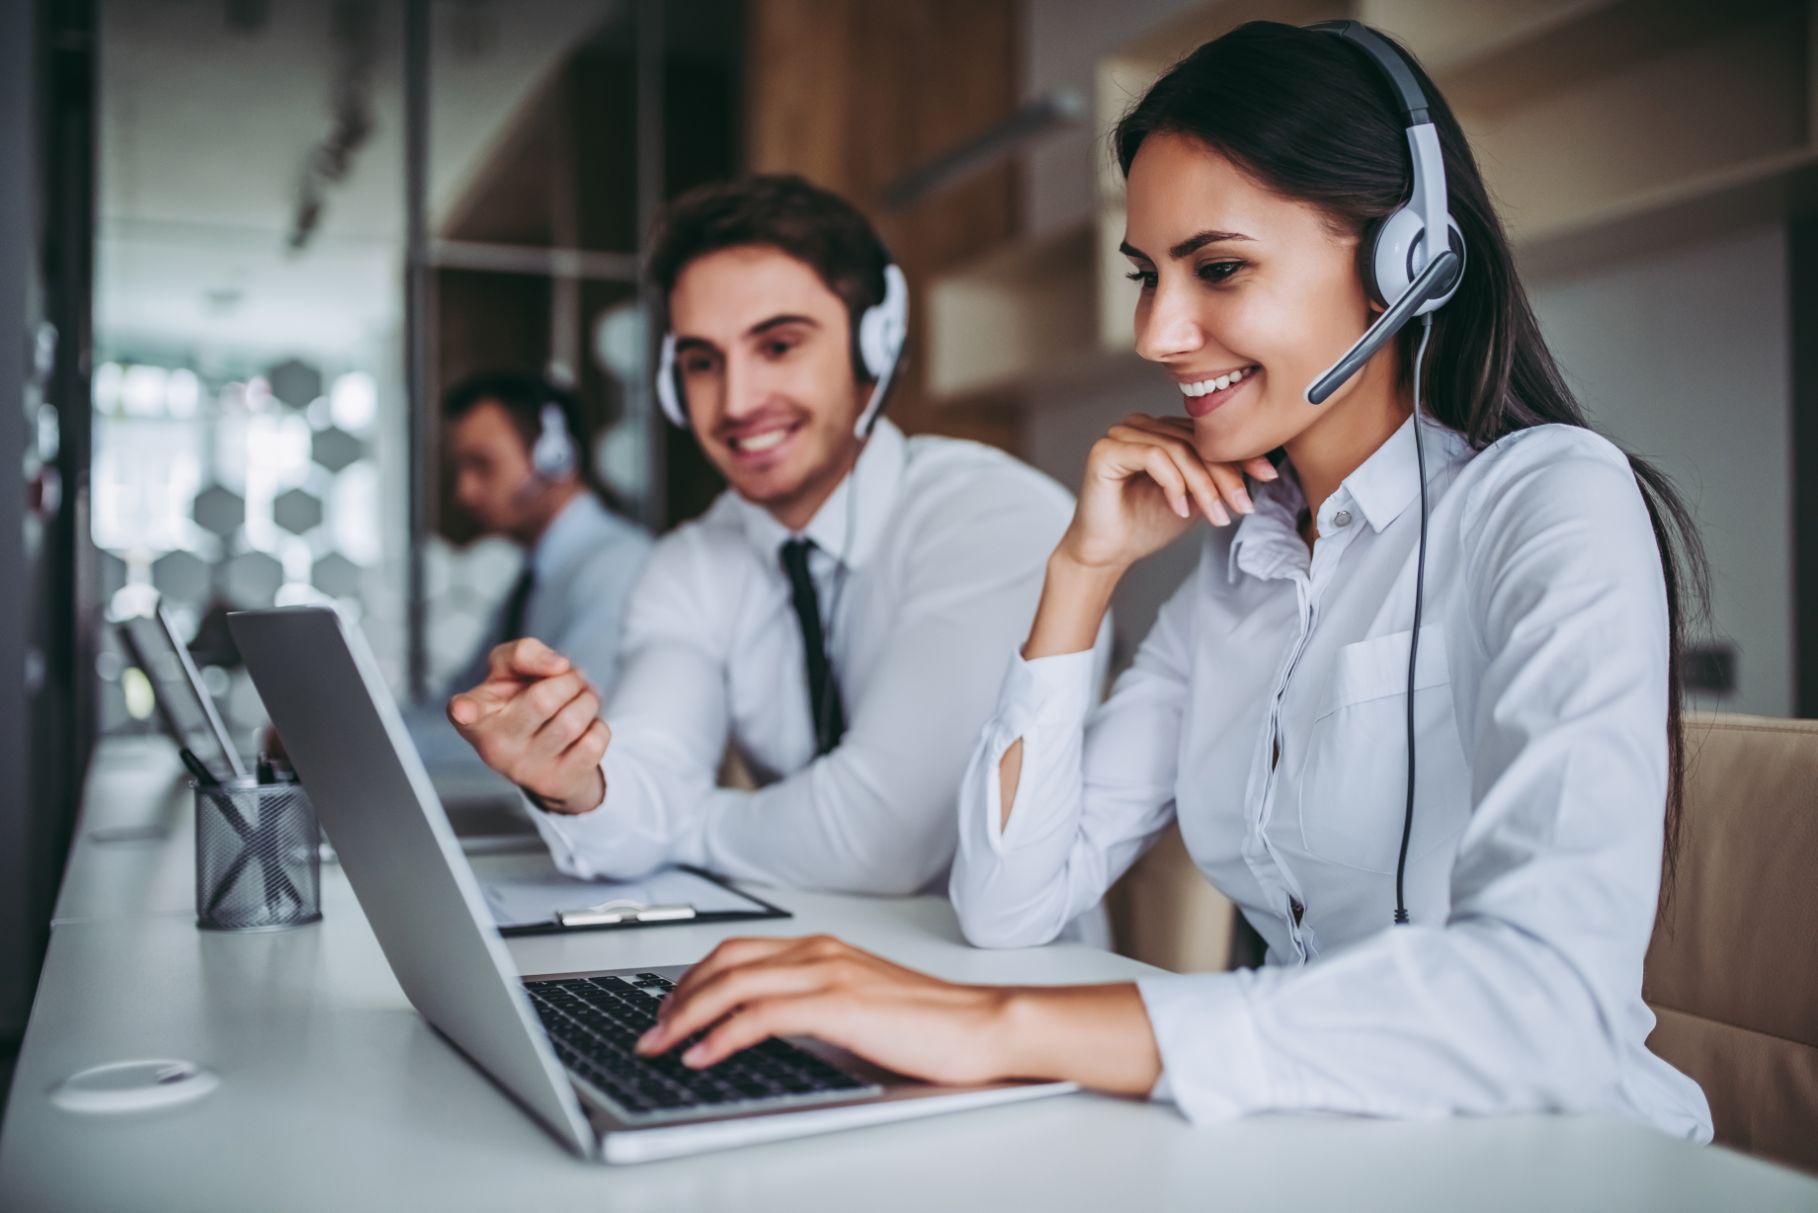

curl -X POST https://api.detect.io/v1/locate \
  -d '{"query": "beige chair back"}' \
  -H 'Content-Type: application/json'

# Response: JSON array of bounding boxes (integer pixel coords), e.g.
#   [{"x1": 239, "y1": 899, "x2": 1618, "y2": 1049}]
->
[
  {"x1": 1643, "y1": 712, "x2": 1818, "y2": 1175},
  {"x1": 1106, "y1": 823, "x2": 1234, "y2": 975}
]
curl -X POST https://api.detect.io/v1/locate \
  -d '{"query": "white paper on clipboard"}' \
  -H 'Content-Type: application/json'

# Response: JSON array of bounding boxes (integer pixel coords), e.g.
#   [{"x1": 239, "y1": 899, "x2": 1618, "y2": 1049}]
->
[{"x1": 478, "y1": 864, "x2": 770, "y2": 930}]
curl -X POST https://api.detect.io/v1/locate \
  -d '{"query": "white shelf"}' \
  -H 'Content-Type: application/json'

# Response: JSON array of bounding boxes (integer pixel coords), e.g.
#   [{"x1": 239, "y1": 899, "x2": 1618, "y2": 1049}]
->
[
  {"x1": 1520, "y1": 145, "x2": 1818, "y2": 277},
  {"x1": 924, "y1": 219, "x2": 1101, "y2": 405}
]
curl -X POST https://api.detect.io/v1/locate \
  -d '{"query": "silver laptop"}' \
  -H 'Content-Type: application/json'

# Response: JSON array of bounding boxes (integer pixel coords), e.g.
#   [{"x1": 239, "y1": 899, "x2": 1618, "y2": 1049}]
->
[
  {"x1": 118, "y1": 604, "x2": 249, "y2": 782},
  {"x1": 228, "y1": 605, "x2": 1074, "y2": 1164}
]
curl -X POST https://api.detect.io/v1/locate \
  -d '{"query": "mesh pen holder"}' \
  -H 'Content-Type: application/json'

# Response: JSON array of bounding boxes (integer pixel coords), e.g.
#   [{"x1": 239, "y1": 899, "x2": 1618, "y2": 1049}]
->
[{"x1": 193, "y1": 778, "x2": 323, "y2": 931}]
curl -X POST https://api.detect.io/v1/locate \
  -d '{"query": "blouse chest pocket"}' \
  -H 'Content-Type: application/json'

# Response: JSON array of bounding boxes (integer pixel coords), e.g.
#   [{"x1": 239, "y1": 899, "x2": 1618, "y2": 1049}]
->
[{"x1": 1293, "y1": 626, "x2": 1471, "y2": 874}]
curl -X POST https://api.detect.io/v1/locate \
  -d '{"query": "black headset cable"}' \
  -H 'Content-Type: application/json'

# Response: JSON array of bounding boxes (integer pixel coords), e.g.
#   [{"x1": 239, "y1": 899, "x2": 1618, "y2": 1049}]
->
[{"x1": 1394, "y1": 313, "x2": 1436, "y2": 925}]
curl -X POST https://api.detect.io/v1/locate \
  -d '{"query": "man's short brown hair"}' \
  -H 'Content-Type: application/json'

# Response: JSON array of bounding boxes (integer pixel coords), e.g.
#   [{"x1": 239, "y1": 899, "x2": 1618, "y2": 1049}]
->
[{"x1": 646, "y1": 174, "x2": 892, "y2": 379}]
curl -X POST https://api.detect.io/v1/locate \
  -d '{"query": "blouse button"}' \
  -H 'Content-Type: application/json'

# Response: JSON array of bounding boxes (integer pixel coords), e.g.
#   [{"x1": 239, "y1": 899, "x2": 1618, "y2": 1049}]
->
[{"x1": 1332, "y1": 509, "x2": 1353, "y2": 528}]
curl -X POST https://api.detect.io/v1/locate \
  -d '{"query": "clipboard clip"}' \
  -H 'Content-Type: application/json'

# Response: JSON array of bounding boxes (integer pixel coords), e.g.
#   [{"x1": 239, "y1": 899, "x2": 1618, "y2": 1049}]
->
[{"x1": 553, "y1": 898, "x2": 698, "y2": 929}]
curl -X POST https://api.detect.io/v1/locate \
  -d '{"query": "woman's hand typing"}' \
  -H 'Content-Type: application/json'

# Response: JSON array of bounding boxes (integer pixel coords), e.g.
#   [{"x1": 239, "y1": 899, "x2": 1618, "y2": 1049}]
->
[{"x1": 635, "y1": 934, "x2": 1163, "y2": 1096}]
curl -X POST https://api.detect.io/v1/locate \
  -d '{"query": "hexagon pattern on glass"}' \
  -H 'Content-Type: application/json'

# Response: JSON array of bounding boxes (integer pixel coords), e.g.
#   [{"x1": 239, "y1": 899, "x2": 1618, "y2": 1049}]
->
[
  {"x1": 192, "y1": 484, "x2": 246, "y2": 538},
  {"x1": 94, "y1": 369, "x2": 410, "y2": 740},
  {"x1": 272, "y1": 486, "x2": 324, "y2": 536},
  {"x1": 312, "y1": 552, "x2": 363, "y2": 599},
  {"x1": 311, "y1": 425, "x2": 363, "y2": 473},
  {"x1": 266, "y1": 358, "x2": 324, "y2": 410},
  {"x1": 151, "y1": 549, "x2": 210, "y2": 604}
]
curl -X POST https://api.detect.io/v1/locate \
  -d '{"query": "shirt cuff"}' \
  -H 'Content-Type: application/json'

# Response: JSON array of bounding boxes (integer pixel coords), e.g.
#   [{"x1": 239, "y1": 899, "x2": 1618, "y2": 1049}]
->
[
  {"x1": 525, "y1": 790, "x2": 589, "y2": 876},
  {"x1": 996, "y1": 647, "x2": 1100, "y2": 738},
  {"x1": 522, "y1": 746, "x2": 676, "y2": 880},
  {"x1": 1137, "y1": 971, "x2": 1273, "y2": 1124}
]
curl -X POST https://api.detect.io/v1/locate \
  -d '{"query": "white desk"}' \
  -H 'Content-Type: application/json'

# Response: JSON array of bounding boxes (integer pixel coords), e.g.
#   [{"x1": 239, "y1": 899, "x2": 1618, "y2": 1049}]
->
[
  {"x1": 49, "y1": 739, "x2": 196, "y2": 926},
  {"x1": 4, "y1": 742, "x2": 1816, "y2": 1212}
]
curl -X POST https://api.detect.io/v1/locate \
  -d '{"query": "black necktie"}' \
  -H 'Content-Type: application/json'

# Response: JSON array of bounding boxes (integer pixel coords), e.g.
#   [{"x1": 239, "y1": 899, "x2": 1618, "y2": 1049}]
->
[
  {"x1": 497, "y1": 565, "x2": 536, "y2": 645},
  {"x1": 779, "y1": 538, "x2": 845, "y2": 756}
]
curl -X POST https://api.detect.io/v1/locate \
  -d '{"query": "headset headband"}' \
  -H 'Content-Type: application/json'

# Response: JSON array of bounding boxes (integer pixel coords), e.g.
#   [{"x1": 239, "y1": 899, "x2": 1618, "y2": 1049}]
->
[
  {"x1": 1310, "y1": 21, "x2": 1450, "y2": 288},
  {"x1": 1303, "y1": 21, "x2": 1463, "y2": 404}
]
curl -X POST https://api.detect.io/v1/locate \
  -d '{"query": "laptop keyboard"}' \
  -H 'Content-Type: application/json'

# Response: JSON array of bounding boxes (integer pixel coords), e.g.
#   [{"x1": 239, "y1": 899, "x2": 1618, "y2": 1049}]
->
[{"x1": 525, "y1": 973, "x2": 881, "y2": 1119}]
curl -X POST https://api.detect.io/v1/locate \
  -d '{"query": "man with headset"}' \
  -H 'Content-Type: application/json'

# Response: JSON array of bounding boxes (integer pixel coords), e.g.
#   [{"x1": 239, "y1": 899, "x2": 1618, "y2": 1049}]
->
[
  {"x1": 446, "y1": 175, "x2": 1109, "y2": 900},
  {"x1": 405, "y1": 371, "x2": 652, "y2": 780}
]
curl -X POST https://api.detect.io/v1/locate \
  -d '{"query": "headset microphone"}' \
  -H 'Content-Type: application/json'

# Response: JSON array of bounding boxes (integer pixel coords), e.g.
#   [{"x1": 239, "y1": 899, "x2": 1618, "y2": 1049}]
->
[{"x1": 1306, "y1": 248, "x2": 1460, "y2": 405}]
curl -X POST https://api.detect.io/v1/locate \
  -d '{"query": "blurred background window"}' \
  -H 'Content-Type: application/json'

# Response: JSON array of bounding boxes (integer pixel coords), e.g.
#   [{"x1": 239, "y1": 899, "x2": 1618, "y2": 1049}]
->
[{"x1": 89, "y1": 0, "x2": 741, "y2": 746}]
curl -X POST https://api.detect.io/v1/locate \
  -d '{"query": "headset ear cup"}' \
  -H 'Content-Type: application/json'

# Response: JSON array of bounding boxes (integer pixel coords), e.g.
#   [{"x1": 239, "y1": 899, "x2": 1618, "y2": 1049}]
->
[
  {"x1": 532, "y1": 402, "x2": 577, "y2": 479},
  {"x1": 655, "y1": 333, "x2": 686, "y2": 428},
  {"x1": 1371, "y1": 209, "x2": 1465, "y2": 317},
  {"x1": 852, "y1": 264, "x2": 909, "y2": 437},
  {"x1": 857, "y1": 265, "x2": 909, "y2": 381},
  {"x1": 1370, "y1": 206, "x2": 1424, "y2": 306},
  {"x1": 1360, "y1": 218, "x2": 1389, "y2": 308},
  {"x1": 1422, "y1": 218, "x2": 1466, "y2": 313},
  {"x1": 857, "y1": 306, "x2": 885, "y2": 381}
]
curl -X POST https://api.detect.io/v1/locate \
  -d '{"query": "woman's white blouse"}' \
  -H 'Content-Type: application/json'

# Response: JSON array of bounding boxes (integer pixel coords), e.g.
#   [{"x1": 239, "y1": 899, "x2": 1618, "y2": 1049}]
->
[{"x1": 951, "y1": 418, "x2": 1712, "y2": 1139}]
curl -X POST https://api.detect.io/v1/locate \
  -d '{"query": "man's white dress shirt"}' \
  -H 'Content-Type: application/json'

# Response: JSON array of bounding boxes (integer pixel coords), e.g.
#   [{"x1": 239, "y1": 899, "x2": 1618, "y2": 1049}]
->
[
  {"x1": 410, "y1": 492, "x2": 652, "y2": 777},
  {"x1": 951, "y1": 416, "x2": 1713, "y2": 1140},
  {"x1": 535, "y1": 419, "x2": 1109, "y2": 896}
]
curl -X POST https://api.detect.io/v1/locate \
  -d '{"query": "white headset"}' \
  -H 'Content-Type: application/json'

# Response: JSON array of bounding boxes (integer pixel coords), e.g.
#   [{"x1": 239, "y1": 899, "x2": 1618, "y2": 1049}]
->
[
  {"x1": 529, "y1": 401, "x2": 578, "y2": 480},
  {"x1": 656, "y1": 262, "x2": 909, "y2": 438},
  {"x1": 1304, "y1": 21, "x2": 1465, "y2": 406}
]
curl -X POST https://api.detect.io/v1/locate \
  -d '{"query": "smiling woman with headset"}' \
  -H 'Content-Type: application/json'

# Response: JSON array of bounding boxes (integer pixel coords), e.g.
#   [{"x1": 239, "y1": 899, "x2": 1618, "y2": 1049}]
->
[{"x1": 633, "y1": 20, "x2": 1715, "y2": 1139}]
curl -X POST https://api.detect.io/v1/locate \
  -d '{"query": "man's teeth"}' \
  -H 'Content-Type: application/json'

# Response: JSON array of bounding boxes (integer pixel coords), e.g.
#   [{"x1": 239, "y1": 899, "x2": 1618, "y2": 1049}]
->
[
  {"x1": 1181, "y1": 367, "x2": 1252, "y2": 398},
  {"x1": 733, "y1": 428, "x2": 791, "y2": 453}
]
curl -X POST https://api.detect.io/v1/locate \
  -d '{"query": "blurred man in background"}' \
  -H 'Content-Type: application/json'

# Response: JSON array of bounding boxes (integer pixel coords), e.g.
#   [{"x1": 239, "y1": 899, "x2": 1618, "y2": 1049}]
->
[{"x1": 406, "y1": 370, "x2": 651, "y2": 791}]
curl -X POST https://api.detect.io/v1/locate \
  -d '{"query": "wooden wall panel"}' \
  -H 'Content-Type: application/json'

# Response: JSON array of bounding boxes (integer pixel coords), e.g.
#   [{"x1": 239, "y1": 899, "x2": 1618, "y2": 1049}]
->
[
  {"x1": 1793, "y1": 216, "x2": 1818, "y2": 718},
  {"x1": 744, "y1": 0, "x2": 1023, "y2": 452}
]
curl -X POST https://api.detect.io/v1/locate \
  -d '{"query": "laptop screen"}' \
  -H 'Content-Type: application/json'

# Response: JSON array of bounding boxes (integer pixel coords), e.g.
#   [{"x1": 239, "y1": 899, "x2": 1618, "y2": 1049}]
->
[{"x1": 118, "y1": 608, "x2": 245, "y2": 781}]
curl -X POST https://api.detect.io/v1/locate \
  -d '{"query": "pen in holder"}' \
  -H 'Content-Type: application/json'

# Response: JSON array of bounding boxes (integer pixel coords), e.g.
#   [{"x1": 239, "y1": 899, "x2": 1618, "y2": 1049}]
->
[{"x1": 193, "y1": 776, "x2": 323, "y2": 931}]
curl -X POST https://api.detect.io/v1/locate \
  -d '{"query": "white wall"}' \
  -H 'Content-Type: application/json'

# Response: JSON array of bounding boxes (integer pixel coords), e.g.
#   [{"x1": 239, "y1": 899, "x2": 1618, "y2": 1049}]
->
[
  {"x1": 1014, "y1": 3, "x2": 1796, "y2": 714},
  {"x1": 1529, "y1": 224, "x2": 1793, "y2": 716}
]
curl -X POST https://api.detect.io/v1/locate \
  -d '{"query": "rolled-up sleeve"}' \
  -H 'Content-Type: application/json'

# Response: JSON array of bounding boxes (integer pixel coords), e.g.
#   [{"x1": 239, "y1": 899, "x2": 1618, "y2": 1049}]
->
[{"x1": 952, "y1": 568, "x2": 1198, "y2": 948}]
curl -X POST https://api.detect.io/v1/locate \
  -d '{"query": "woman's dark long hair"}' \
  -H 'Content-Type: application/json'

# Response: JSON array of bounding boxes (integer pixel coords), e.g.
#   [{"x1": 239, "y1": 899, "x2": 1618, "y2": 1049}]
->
[{"x1": 1113, "y1": 21, "x2": 1710, "y2": 914}]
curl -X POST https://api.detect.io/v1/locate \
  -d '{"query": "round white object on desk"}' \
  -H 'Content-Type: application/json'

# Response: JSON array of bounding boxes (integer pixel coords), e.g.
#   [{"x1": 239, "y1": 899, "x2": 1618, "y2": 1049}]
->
[{"x1": 48, "y1": 1059, "x2": 220, "y2": 1115}]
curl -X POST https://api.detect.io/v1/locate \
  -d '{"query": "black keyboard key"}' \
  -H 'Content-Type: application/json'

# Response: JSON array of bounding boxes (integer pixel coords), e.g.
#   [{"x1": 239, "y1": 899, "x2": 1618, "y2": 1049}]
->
[
  {"x1": 586, "y1": 976, "x2": 640, "y2": 993},
  {"x1": 528, "y1": 975, "x2": 878, "y2": 1118}
]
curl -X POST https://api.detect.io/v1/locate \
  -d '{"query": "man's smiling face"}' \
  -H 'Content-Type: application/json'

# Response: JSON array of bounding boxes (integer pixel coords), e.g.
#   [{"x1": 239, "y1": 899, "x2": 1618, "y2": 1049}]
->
[{"x1": 668, "y1": 244, "x2": 869, "y2": 531}]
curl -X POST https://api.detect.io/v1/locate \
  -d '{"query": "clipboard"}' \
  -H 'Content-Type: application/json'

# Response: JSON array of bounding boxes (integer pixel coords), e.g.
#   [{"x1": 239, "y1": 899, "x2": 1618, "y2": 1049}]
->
[{"x1": 479, "y1": 863, "x2": 790, "y2": 937}]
